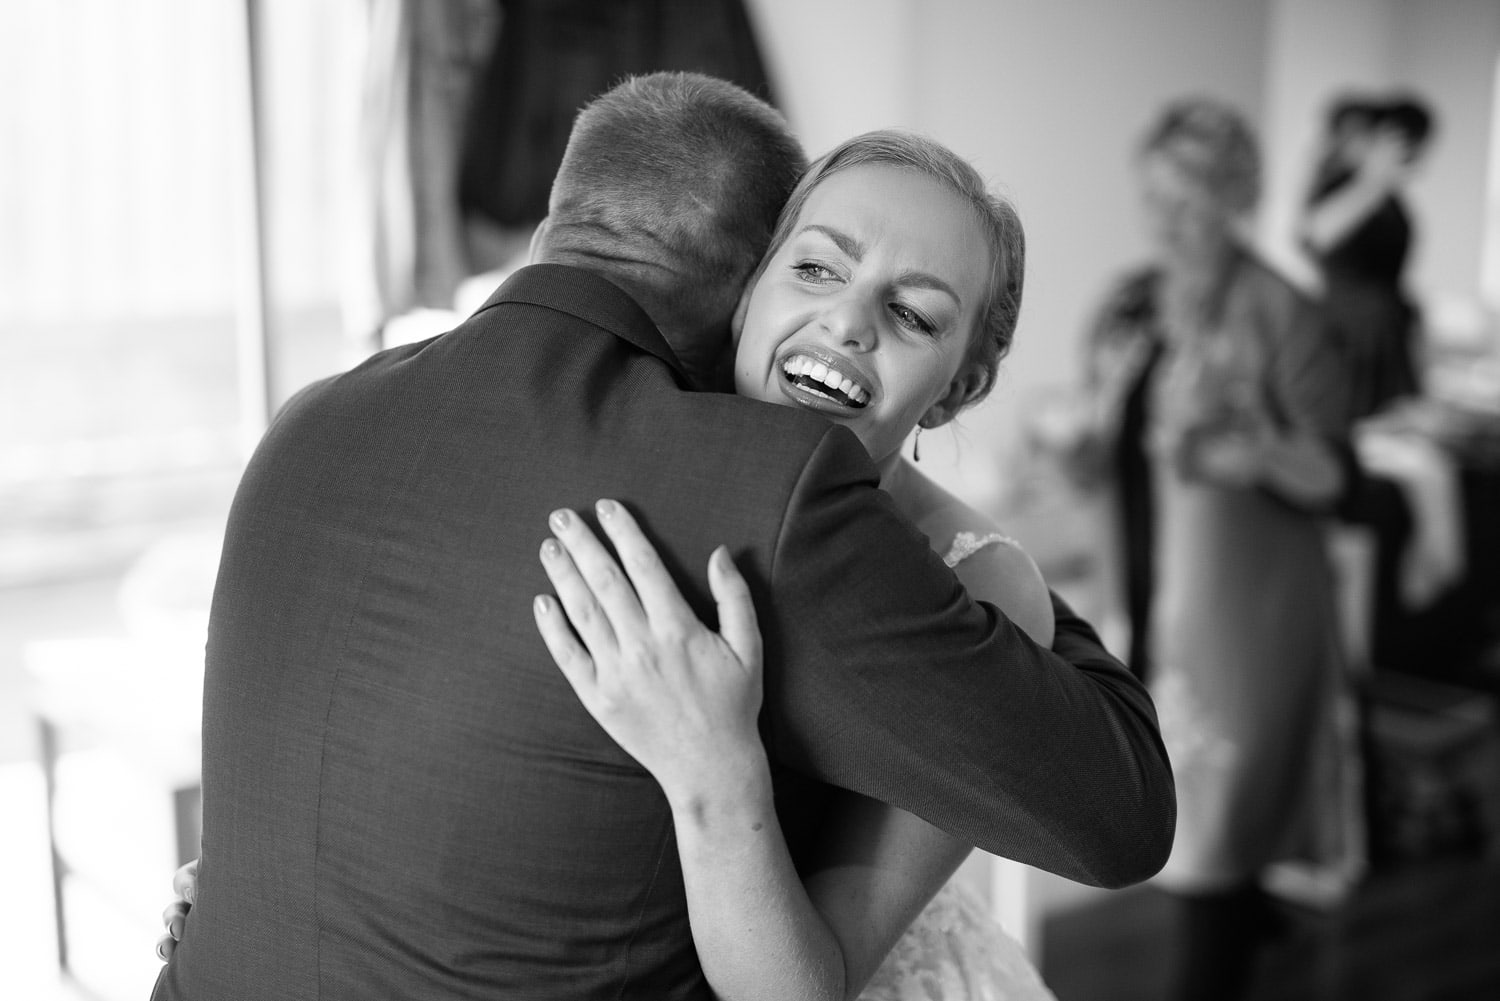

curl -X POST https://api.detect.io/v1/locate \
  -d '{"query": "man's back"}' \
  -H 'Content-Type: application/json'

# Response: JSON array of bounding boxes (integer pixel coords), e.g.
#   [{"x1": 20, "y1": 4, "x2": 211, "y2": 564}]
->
[{"x1": 156, "y1": 265, "x2": 846, "y2": 999}]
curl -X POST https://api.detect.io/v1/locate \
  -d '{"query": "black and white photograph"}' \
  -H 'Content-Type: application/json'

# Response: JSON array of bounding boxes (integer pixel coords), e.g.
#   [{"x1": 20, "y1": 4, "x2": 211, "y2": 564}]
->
[{"x1": 3, "y1": 2, "x2": 1499, "y2": 999}]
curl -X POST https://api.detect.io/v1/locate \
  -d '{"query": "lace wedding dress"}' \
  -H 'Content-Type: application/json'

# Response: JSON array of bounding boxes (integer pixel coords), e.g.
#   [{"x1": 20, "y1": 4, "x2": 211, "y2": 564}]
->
[
  {"x1": 858, "y1": 532, "x2": 1058, "y2": 1001},
  {"x1": 859, "y1": 881, "x2": 1056, "y2": 1001}
]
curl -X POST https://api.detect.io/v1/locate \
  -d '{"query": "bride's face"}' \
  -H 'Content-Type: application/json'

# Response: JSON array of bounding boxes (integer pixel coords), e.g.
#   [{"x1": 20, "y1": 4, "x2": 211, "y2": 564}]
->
[{"x1": 732, "y1": 164, "x2": 990, "y2": 466}]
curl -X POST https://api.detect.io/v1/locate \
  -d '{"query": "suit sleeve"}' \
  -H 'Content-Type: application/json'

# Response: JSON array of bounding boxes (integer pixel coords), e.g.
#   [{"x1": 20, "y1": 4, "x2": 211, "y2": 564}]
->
[{"x1": 759, "y1": 427, "x2": 1176, "y2": 888}]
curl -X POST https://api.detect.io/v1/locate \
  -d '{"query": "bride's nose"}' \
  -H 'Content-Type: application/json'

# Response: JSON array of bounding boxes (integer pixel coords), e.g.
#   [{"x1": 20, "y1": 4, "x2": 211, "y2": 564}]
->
[{"x1": 819, "y1": 294, "x2": 878, "y2": 352}]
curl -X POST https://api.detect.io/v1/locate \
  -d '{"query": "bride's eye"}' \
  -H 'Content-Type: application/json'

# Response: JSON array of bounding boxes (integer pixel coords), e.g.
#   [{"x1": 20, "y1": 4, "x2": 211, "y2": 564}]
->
[
  {"x1": 791, "y1": 261, "x2": 838, "y2": 284},
  {"x1": 890, "y1": 302, "x2": 936, "y2": 335}
]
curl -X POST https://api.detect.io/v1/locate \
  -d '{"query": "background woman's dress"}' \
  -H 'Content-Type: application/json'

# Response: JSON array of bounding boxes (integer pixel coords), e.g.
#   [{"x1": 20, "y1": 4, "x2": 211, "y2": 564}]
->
[{"x1": 1143, "y1": 252, "x2": 1361, "y2": 892}]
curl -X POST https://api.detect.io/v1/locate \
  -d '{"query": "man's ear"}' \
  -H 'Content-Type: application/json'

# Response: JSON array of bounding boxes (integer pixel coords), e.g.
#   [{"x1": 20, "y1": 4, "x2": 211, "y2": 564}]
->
[
  {"x1": 921, "y1": 362, "x2": 989, "y2": 430},
  {"x1": 527, "y1": 217, "x2": 551, "y2": 263}
]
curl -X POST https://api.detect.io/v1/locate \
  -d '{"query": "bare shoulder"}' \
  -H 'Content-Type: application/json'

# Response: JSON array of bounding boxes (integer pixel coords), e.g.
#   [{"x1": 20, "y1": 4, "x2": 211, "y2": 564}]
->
[
  {"x1": 945, "y1": 529, "x2": 1055, "y2": 647},
  {"x1": 888, "y1": 461, "x2": 1055, "y2": 646}
]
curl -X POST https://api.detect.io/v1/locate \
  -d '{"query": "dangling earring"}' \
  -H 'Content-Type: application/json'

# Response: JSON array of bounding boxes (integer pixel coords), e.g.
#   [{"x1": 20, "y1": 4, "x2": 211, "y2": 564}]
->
[{"x1": 913, "y1": 427, "x2": 923, "y2": 463}]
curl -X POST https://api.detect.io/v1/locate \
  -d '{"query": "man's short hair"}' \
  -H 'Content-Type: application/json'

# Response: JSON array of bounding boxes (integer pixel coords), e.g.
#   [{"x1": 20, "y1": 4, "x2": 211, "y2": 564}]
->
[{"x1": 541, "y1": 73, "x2": 806, "y2": 381}]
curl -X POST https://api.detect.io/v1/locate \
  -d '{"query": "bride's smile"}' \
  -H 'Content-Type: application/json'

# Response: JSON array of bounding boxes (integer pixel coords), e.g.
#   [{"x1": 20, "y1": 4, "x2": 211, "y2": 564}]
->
[{"x1": 778, "y1": 347, "x2": 873, "y2": 411}]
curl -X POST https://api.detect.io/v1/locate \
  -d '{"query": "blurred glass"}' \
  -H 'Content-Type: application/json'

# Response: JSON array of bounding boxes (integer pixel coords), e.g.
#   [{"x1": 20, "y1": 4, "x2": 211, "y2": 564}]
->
[
  {"x1": 0, "y1": 0, "x2": 250, "y2": 590},
  {"x1": 0, "y1": 3, "x2": 352, "y2": 995}
]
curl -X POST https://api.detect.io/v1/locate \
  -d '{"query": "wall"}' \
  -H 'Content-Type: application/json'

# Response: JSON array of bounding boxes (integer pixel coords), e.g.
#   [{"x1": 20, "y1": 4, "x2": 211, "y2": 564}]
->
[
  {"x1": 1393, "y1": 0, "x2": 1500, "y2": 315},
  {"x1": 747, "y1": 0, "x2": 922, "y2": 150}
]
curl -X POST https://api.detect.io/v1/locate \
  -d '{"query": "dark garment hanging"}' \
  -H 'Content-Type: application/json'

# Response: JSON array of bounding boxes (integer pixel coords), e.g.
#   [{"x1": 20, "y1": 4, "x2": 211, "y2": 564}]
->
[
  {"x1": 405, "y1": 0, "x2": 504, "y2": 309},
  {"x1": 1081, "y1": 268, "x2": 1165, "y2": 684},
  {"x1": 457, "y1": 0, "x2": 777, "y2": 228},
  {"x1": 1117, "y1": 337, "x2": 1163, "y2": 683},
  {"x1": 1108, "y1": 278, "x2": 1164, "y2": 684}
]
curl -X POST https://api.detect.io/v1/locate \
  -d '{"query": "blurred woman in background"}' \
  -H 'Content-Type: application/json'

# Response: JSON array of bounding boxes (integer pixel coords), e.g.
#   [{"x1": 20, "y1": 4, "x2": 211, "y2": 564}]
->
[{"x1": 1070, "y1": 98, "x2": 1359, "y2": 1000}]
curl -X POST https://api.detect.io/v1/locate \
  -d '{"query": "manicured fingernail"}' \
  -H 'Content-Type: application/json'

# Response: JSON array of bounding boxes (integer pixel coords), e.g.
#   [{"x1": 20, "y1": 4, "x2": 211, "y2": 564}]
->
[
  {"x1": 541, "y1": 538, "x2": 560, "y2": 558},
  {"x1": 534, "y1": 595, "x2": 551, "y2": 615},
  {"x1": 712, "y1": 547, "x2": 734, "y2": 574},
  {"x1": 550, "y1": 509, "x2": 570, "y2": 531},
  {"x1": 597, "y1": 499, "x2": 617, "y2": 518}
]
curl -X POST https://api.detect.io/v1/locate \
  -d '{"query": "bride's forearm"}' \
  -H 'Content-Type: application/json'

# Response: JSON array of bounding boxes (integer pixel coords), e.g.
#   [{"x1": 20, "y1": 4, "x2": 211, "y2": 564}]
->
[{"x1": 669, "y1": 755, "x2": 846, "y2": 1001}]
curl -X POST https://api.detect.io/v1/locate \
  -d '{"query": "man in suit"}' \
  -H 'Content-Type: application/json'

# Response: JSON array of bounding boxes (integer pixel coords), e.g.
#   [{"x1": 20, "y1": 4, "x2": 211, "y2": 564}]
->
[{"x1": 154, "y1": 73, "x2": 1173, "y2": 1000}]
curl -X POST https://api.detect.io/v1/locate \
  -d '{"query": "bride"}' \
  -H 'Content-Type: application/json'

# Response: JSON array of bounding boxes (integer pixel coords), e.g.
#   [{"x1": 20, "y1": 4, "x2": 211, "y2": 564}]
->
[
  {"x1": 533, "y1": 130, "x2": 1059, "y2": 1001},
  {"x1": 161, "y1": 131, "x2": 1065, "y2": 999}
]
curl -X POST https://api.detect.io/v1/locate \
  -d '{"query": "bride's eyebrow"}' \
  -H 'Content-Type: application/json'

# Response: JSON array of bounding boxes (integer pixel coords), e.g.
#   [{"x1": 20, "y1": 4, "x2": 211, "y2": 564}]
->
[
  {"x1": 799, "y1": 224, "x2": 864, "y2": 261},
  {"x1": 893, "y1": 269, "x2": 962, "y2": 309}
]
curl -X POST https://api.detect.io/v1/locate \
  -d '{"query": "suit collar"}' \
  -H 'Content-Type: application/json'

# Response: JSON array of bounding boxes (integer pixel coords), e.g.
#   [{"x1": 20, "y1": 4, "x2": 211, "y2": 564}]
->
[{"x1": 475, "y1": 263, "x2": 687, "y2": 378}]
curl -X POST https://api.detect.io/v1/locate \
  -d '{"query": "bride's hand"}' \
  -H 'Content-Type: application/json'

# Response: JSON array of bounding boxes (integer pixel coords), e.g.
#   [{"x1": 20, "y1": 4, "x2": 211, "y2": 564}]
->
[
  {"x1": 155, "y1": 857, "x2": 199, "y2": 962},
  {"x1": 534, "y1": 500, "x2": 767, "y2": 807}
]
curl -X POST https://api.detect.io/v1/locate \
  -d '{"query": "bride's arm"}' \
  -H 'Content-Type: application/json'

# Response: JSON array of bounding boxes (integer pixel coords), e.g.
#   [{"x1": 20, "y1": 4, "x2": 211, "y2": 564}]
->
[
  {"x1": 794, "y1": 521, "x2": 1055, "y2": 992},
  {"x1": 802, "y1": 793, "x2": 972, "y2": 994},
  {"x1": 536, "y1": 503, "x2": 844, "y2": 999},
  {"x1": 740, "y1": 535, "x2": 1054, "y2": 997},
  {"x1": 535, "y1": 501, "x2": 1053, "y2": 1000}
]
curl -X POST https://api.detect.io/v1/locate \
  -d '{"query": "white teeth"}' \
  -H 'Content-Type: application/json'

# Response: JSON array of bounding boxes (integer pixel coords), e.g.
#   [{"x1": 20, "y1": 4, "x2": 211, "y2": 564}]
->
[{"x1": 781, "y1": 354, "x2": 870, "y2": 405}]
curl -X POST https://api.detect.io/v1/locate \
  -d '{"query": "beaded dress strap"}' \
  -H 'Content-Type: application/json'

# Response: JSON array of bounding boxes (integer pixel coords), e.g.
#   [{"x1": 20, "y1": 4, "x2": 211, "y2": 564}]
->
[{"x1": 942, "y1": 530, "x2": 1017, "y2": 569}]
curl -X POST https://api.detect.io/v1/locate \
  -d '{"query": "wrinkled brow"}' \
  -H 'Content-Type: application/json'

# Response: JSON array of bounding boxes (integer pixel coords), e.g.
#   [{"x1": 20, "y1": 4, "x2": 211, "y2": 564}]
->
[{"x1": 798, "y1": 224, "x2": 962, "y2": 307}]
